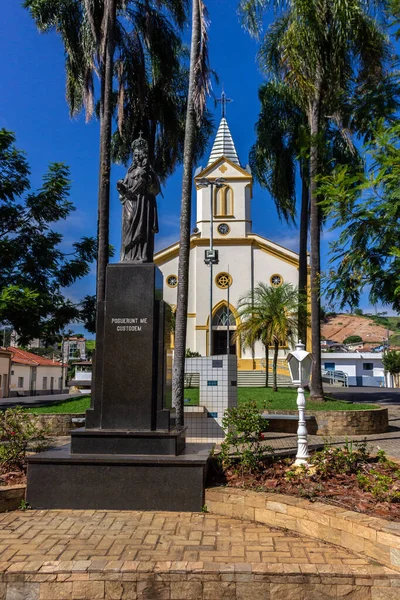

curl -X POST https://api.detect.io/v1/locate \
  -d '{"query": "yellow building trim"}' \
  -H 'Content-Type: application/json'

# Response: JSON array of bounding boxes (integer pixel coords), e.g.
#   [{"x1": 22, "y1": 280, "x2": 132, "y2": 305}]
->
[
  {"x1": 154, "y1": 233, "x2": 300, "y2": 269},
  {"x1": 238, "y1": 358, "x2": 256, "y2": 370},
  {"x1": 196, "y1": 219, "x2": 252, "y2": 224},
  {"x1": 256, "y1": 242, "x2": 299, "y2": 268},
  {"x1": 187, "y1": 313, "x2": 196, "y2": 318},
  {"x1": 196, "y1": 325, "x2": 208, "y2": 331},
  {"x1": 195, "y1": 156, "x2": 253, "y2": 180}
]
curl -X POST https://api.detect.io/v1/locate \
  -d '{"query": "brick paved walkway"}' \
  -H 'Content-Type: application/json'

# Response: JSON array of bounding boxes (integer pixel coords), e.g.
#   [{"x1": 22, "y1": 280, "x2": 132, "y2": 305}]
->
[{"x1": 0, "y1": 509, "x2": 390, "y2": 574}]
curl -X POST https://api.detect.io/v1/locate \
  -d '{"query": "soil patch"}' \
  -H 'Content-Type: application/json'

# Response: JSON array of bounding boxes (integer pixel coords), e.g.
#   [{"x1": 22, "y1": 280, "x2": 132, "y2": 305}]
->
[{"x1": 213, "y1": 452, "x2": 400, "y2": 522}]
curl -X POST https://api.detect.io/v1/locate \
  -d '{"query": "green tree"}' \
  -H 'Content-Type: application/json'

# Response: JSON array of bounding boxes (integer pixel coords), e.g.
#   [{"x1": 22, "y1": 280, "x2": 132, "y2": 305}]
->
[
  {"x1": 240, "y1": 0, "x2": 392, "y2": 400},
  {"x1": 343, "y1": 335, "x2": 363, "y2": 345},
  {"x1": 236, "y1": 282, "x2": 298, "y2": 391},
  {"x1": 25, "y1": 0, "x2": 191, "y2": 331},
  {"x1": 319, "y1": 122, "x2": 400, "y2": 312},
  {"x1": 0, "y1": 129, "x2": 96, "y2": 344},
  {"x1": 382, "y1": 350, "x2": 400, "y2": 387},
  {"x1": 250, "y1": 81, "x2": 363, "y2": 348},
  {"x1": 250, "y1": 81, "x2": 309, "y2": 347},
  {"x1": 173, "y1": 0, "x2": 211, "y2": 427}
]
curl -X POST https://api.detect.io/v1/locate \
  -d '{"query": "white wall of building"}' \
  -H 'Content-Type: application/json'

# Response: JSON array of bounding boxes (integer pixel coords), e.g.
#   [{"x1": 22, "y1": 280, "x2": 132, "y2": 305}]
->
[
  {"x1": 9, "y1": 364, "x2": 66, "y2": 396},
  {"x1": 156, "y1": 158, "x2": 301, "y2": 369},
  {"x1": 0, "y1": 351, "x2": 11, "y2": 398},
  {"x1": 322, "y1": 353, "x2": 386, "y2": 386}
]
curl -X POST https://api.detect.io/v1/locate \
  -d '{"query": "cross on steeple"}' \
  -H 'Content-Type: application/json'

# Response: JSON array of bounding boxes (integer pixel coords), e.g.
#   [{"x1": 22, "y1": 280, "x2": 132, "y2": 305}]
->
[{"x1": 217, "y1": 88, "x2": 233, "y2": 118}]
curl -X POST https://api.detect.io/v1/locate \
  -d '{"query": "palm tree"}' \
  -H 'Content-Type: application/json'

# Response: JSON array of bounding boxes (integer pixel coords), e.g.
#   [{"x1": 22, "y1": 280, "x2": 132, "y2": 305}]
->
[
  {"x1": 250, "y1": 81, "x2": 366, "y2": 351},
  {"x1": 25, "y1": 0, "x2": 190, "y2": 314},
  {"x1": 172, "y1": 0, "x2": 211, "y2": 427},
  {"x1": 236, "y1": 282, "x2": 298, "y2": 391},
  {"x1": 249, "y1": 81, "x2": 309, "y2": 347},
  {"x1": 241, "y1": 0, "x2": 391, "y2": 400}
]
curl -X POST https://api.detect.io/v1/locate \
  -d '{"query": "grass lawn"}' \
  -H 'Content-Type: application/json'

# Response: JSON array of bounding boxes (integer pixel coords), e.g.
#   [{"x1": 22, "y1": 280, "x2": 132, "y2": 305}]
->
[
  {"x1": 26, "y1": 396, "x2": 91, "y2": 414},
  {"x1": 182, "y1": 387, "x2": 378, "y2": 411},
  {"x1": 25, "y1": 388, "x2": 378, "y2": 414}
]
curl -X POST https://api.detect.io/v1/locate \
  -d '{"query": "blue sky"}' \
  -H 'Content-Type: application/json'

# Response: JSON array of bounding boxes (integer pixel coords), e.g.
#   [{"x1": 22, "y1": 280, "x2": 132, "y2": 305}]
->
[{"x1": 1, "y1": 1, "x2": 393, "y2": 335}]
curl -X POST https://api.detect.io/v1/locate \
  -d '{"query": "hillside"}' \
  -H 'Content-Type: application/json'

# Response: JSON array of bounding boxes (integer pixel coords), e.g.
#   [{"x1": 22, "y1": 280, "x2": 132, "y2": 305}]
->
[{"x1": 321, "y1": 314, "x2": 394, "y2": 346}]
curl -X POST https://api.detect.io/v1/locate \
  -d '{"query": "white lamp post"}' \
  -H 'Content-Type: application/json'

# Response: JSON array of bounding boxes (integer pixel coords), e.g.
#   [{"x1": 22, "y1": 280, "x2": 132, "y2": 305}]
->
[{"x1": 286, "y1": 341, "x2": 312, "y2": 465}]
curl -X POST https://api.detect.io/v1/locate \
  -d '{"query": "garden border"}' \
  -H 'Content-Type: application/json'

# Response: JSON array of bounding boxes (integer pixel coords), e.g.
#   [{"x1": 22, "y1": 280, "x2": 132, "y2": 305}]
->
[
  {"x1": 263, "y1": 407, "x2": 388, "y2": 435},
  {"x1": 0, "y1": 485, "x2": 25, "y2": 512},
  {"x1": 206, "y1": 486, "x2": 400, "y2": 573}
]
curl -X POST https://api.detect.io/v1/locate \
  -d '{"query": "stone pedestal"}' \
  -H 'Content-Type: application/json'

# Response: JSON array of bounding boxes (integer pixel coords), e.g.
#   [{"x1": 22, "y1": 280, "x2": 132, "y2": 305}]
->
[{"x1": 27, "y1": 263, "x2": 211, "y2": 512}]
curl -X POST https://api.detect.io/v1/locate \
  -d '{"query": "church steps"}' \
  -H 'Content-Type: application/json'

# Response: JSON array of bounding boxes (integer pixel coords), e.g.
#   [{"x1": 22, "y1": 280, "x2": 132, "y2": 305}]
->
[{"x1": 185, "y1": 371, "x2": 292, "y2": 388}]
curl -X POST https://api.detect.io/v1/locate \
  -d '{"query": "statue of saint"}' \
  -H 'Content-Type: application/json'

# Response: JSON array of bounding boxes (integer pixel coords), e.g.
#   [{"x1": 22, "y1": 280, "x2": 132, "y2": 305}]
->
[{"x1": 117, "y1": 133, "x2": 160, "y2": 262}]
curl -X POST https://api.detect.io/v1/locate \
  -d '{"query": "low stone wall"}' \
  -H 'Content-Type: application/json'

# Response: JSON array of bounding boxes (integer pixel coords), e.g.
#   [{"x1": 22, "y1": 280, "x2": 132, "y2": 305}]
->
[
  {"x1": 206, "y1": 487, "x2": 400, "y2": 574},
  {"x1": 263, "y1": 407, "x2": 388, "y2": 435},
  {"x1": 1, "y1": 568, "x2": 400, "y2": 600},
  {"x1": 33, "y1": 414, "x2": 84, "y2": 436},
  {"x1": 0, "y1": 485, "x2": 25, "y2": 512}
]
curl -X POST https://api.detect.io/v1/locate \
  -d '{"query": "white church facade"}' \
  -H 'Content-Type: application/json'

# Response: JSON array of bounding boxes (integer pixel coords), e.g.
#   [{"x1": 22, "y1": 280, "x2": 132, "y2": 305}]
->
[{"x1": 154, "y1": 115, "x2": 307, "y2": 371}]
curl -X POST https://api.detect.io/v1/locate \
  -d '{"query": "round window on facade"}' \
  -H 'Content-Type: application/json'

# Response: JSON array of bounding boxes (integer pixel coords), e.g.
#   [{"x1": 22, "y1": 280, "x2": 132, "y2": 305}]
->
[
  {"x1": 166, "y1": 274, "x2": 178, "y2": 288},
  {"x1": 217, "y1": 223, "x2": 230, "y2": 236},
  {"x1": 270, "y1": 274, "x2": 283, "y2": 288},
  {"x1": 215, "y1": 272, "x2": 232, "y2": 289}
]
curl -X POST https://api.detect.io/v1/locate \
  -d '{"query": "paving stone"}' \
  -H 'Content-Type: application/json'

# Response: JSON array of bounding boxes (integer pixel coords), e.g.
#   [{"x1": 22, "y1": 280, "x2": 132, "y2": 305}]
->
[{"x1": 5, "y1": 583, "x2": 38, "y2": 600}]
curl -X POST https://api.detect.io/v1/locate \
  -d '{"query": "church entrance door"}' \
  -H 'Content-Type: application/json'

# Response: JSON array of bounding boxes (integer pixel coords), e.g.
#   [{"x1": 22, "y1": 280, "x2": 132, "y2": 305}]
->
[
  {"x1": 213, "y1": 331, "x2": 236, "y2": 355},
  {"x1": 211, "y1": 305, "x2": 237, "y2": 356}
]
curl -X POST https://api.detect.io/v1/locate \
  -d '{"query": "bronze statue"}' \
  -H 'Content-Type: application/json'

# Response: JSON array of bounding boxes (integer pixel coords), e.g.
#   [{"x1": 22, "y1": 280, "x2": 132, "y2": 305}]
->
[{"x1": 117, "y1": 133, "x2": 160, "y2": 262}]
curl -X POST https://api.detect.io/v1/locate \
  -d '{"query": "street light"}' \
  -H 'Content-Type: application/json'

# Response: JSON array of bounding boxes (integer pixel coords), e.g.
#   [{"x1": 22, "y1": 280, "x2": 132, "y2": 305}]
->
[
  {"x1": 286, "y1": 341, "x2": 312, "y2": 465},
  {"x1": 197, "y1": 177, "x2": 226, "y2": 356}
]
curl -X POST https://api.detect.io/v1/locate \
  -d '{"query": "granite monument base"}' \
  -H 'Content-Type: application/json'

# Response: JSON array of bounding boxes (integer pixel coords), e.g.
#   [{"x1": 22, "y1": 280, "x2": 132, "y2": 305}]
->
[
  {"x1": 27, "y1": 443, "x2": 212, "y2": 512},
  {"x1": 70, "y1": 426, "x2": 186, "y2": 456}
]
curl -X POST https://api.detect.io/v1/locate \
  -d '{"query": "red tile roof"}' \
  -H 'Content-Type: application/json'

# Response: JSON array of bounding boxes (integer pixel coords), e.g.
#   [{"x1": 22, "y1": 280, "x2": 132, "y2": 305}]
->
[{"x1": 7, "y1": 347, "x2": 67, "y2": 367}]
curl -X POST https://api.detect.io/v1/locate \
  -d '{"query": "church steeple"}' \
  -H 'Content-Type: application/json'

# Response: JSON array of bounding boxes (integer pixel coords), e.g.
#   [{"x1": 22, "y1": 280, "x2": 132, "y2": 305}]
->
[
  {"x1": 207, "y1": 90, "x2": 239, "y2": 166},
  {"x1": 207, "y1": 118, "x2": 240, "y2": 166}
]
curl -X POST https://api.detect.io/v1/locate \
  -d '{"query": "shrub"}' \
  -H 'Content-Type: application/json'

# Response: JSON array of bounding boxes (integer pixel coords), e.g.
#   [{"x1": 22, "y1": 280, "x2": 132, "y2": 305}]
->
[
  {"x1": 219, "y1": 400, "x2": 272, "y2": 474},
  {"x1": 344, "y1": 335, "x2": 363, "y2": 344},
  {"x1": 310, "y1": 440, "x2": 369, "y2": 478},
  {"x1": 0, "y1": 407, "x2": 50, "y2": 471}
]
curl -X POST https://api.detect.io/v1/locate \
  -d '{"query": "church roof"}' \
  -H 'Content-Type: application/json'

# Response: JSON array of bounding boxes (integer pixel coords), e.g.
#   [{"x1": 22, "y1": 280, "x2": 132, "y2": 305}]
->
[{"x1": 207, "y1": 118, "x2": 240, "y2": 166}]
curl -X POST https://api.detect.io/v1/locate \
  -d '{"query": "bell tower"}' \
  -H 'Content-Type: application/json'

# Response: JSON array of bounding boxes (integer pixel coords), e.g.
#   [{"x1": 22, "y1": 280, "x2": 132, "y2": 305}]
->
[{"x1": 194, "y1": 92, "x2": 252, "y2": 239}]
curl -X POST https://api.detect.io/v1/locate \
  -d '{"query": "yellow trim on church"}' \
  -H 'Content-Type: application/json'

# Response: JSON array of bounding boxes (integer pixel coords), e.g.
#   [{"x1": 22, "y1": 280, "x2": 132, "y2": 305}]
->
[
  {"x1": 195, "y1": 155, "x2": 253, "y2": 180},
  {"x1": 154, "y1": 234, "x2": 300, "y2": 268}
]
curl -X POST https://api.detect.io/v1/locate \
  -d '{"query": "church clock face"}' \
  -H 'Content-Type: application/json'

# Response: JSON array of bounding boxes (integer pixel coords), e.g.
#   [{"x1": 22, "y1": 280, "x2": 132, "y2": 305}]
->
[
  {"x1": 217, "y1": 223, "x2": 230, "y2": 235},
  {"x1": 270, "y1": 274, "x2": 283, "y2": 287},
  {"x1": 166, "y1": 274, "x2": 178, "y2": 288}
]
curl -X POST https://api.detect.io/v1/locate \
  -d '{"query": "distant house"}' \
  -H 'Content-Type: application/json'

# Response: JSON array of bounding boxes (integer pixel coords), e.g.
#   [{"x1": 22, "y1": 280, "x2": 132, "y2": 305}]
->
[
  {"x1": 7, "y1": 347, "x2": 68, "y2": 397},
  {"x1": 68, "y1": 361, "x2": 92, "y2": 393},
  {"x1": 0, "y1": 349, "x2": 12, "y2": 398},
  {"x1": 321, "y1": 340, "x2": 348, "y2": 352},
  {"x1": 62, "y1": 337, "x2": 87, "y2": 362},
  {"x1": 322, "y1": 353, "x2": 388, "y2": 387}
]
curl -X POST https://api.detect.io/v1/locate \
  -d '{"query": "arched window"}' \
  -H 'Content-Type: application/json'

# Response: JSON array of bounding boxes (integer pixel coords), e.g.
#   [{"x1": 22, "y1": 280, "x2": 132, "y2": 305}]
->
[
  {"x1": 213, "y1": 185, "x2": 234, "y2": 217},
  {"x1": 212, "y1": 305, "x2": 236, "y2": 328}
]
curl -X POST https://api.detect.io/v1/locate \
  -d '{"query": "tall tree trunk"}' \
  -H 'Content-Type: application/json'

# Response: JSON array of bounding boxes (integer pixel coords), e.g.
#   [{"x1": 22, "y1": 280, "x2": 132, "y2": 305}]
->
[
  {"x1": 298, "y1": 167, "x2": 309, "y2": 348},
  {"x1": 264, "y1": 343, "x2": 269, "y2": 387},
  {"x1": 273, "y1": 340, "x2": 279, "y2": 392},
  {"x1": 96, "y1": 0, "x2": 116, "y2": 307},
  {"x1": 309, "y1": 92, "x2": 324, "y2": 401},
  {"x1": 172, "y1": 0, "x2": 201, "y2": 427}
]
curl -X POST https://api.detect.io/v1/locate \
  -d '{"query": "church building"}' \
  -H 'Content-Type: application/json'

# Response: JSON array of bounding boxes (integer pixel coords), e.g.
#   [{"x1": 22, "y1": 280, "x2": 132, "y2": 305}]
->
[{"x1": 154, "y1": 111, "x2": 303, "y2": 371}]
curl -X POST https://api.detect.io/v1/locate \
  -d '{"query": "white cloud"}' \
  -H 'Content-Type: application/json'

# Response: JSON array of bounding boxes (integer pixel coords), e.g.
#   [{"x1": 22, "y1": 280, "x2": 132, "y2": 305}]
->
[
  {"x1": 155, "y1": 233, "x2": 179, "y2": 252},
  {"x1": 269, "y1": 234, "x2": 299, "y2": 252}
]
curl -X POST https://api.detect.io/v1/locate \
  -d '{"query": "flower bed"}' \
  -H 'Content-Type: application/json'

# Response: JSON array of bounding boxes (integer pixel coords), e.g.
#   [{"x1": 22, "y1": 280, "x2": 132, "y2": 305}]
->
[
  {"x1": 216, "y1": 445, "x2": 400, "y2": 522},
  {"x1": 215, "y1": 401, "x2": 400, "y2": 522}
]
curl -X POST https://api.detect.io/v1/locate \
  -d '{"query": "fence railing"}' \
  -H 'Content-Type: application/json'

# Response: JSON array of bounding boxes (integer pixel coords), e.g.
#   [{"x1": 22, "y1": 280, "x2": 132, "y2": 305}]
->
[{"x1": 322, "y1": 369, "x2": 349, "y2": 387}]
